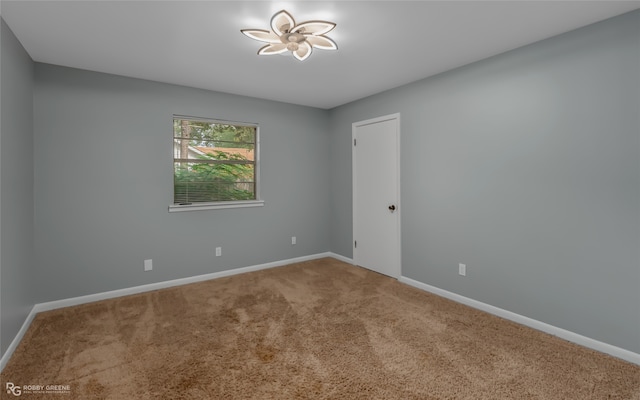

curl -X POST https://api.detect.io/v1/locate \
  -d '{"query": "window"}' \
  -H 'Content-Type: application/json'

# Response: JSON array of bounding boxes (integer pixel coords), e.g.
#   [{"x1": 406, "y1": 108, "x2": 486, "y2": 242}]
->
[{"x1": 170, "y1": 116, "x2": 262, "y2": 211}]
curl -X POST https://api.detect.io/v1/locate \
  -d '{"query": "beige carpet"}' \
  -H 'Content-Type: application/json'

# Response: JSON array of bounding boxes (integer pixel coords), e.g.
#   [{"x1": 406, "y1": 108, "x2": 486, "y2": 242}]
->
[{"x1": 2, "y1": 258, "x2": 639, "y2": 399}]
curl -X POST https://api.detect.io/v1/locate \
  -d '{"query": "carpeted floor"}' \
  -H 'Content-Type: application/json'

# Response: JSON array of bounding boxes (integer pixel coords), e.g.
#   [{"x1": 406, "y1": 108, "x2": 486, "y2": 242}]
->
[{"x1": 2, "y1": 257, "x2": 639, "y2": 399}]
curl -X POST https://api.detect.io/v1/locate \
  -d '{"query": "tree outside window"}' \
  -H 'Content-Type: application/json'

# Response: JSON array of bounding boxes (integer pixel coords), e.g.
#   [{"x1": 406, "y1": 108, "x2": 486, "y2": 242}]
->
[{"x1": 173, "y1": 117, "x2": 258, "y2": 205}]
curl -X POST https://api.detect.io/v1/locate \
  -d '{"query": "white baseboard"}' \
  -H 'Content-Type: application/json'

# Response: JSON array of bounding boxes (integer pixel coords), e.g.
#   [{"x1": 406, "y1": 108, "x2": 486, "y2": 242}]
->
[
  {"x1": 398, "y1": 276, "x2": 640, "y2": 366},
  {"x1": 0, "y1": 307, "x2": 39, "y2": 372},
  {"x1": 327, "y1": 252, "x2": 353, "y2": 264},
  {"x1": 33, "y1": 252, "x2": 337, "y2": 313},
  {"x1": 1, "y1": 252, "x2": 338, "y2": 371}
]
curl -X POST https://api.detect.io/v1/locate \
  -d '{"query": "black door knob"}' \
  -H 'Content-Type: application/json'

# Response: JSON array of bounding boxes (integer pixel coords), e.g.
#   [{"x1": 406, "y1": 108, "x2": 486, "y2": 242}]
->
[{"x1": 389, "y1": 205, "x2": 396, "y2": 211}]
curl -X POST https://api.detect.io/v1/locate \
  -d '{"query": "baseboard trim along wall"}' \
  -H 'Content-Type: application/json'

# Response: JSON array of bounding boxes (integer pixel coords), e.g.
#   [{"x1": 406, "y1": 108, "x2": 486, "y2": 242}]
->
[
  {"x1": 0, "y1": 252, "x2": 339, "y2": 371},
  {"x1": 398, "y1": 276, "x2": 640, "y2": 366},
  {"x1": 3, "y1": 253, "x2": 637, "y2": 371}
]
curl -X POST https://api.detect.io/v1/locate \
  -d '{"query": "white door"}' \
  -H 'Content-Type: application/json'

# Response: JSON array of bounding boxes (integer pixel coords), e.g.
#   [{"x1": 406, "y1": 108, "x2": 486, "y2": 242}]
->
[{"x1": 353, "y1": 114, "x2": 400, "y2": 278}]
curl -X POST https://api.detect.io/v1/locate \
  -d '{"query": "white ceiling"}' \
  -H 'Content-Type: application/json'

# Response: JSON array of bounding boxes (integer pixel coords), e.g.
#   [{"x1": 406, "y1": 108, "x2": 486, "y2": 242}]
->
[{"x1": 2, "y1": 1, "x2": 639, "y2": 109}]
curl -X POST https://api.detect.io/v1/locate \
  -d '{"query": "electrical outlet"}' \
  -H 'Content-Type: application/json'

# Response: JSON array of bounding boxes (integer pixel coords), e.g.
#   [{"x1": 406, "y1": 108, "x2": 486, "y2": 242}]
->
[
  {"x1": 291, "y1": 236, "x2": 297, "y2": 245},
  {"x1": 459, "y1": 263, "x2": 466, "y2": 276},
  {"x1": 216, "y1": 247, "x2": 222, "y2": 257},
  {"x1": 144, "y1": 259, "x2": 153, "y2": 272}
]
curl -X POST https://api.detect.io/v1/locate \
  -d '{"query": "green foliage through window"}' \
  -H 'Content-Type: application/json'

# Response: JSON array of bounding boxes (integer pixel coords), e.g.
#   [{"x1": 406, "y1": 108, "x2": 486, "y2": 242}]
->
[{"x1": 173, "y1": 117, "x2": 258, "y2": 204}]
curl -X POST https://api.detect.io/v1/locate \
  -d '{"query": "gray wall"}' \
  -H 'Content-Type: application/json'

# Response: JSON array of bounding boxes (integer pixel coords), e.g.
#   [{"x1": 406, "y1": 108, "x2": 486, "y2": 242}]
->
[
  {"x1": 33, "y1": 64, "x2": 330, "y2": 303},
  {"x1": 1, "y1": 19, "x2": 35, "y2": 356},
  {"x1": 329, "y1": 10, "x2": 640, "y2": 353}
]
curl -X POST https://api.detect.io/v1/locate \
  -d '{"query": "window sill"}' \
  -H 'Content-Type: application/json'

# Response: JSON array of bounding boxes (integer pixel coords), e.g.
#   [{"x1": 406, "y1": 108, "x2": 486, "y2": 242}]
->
[{"x1": 168, "y1": 200, "x2": 264, "y2": 212}]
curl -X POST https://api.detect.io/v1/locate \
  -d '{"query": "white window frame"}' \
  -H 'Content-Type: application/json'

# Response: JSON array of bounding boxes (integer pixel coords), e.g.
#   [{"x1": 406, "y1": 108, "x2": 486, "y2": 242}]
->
[{"x1": 169, "y1": 115, "x2": 263, "y2": 212}]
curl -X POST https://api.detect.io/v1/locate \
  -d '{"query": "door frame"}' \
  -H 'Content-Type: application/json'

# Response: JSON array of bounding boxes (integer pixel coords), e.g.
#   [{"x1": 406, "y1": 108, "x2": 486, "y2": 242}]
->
[{"x1": 352, "y1": 113, "x2": 401, "y2": 278}]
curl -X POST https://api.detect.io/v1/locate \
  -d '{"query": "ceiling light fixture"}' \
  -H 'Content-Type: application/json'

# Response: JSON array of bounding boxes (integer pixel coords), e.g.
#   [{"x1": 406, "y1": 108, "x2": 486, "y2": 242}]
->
[{"x1": 241, "y1": 10, "x2": 337, "y2": 61}]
